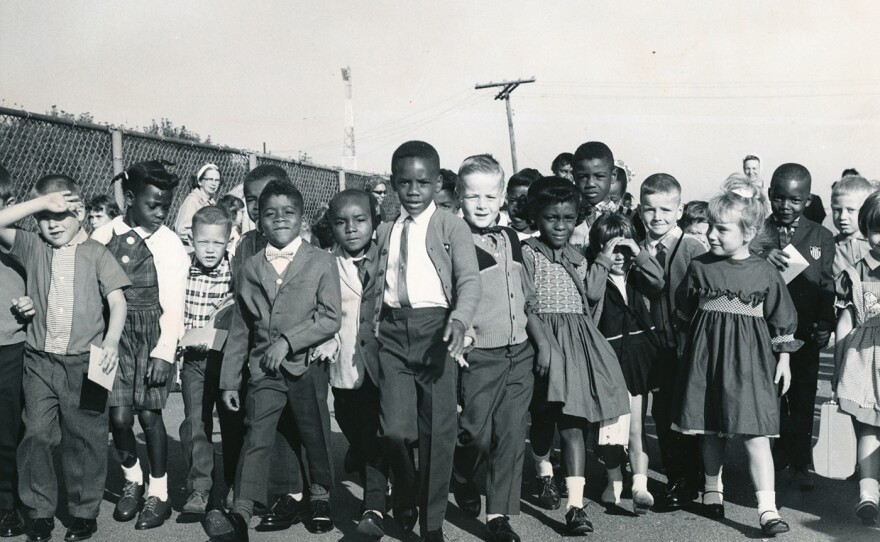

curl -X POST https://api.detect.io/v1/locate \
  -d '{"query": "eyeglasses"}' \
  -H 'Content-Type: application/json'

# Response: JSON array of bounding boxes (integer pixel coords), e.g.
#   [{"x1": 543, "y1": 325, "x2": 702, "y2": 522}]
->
[{"x1": 372, "y1": 189, "x2": 386, "y2": 195}]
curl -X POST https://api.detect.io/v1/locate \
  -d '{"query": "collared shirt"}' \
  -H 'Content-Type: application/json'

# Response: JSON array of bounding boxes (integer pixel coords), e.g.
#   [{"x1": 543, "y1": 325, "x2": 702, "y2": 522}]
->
[
  {"x1": 176, "y1": 187, "x2": 217, "y2": 249},
  {"x1": 92, "y1": 217, "x2": 190, "y2": 363},
  {"x1": 184, "y1": 254, "x2": 233, "y2": 330},
  {"x1": 834, "y1": 233, "x2": 871, "y2": 277},
  {"x1": 329, "y1": 245, "x2": 371, "y2": 389},
  {"x1": 570, "y1": 198, "x2": 620, "y2": 247},
  {"x1": 865, "y1": 251, "x2": 880, "y2": 271},
  {"x1": 44, "y1": 229, "x2": 89, "y2": 354},
  {"x1": 266, "y1": 236, "x2": 303, "y2": 275},
  {"x1": 383, "y1": 202, "x2": 447, "y2": 309},
  {"x1": 644, "y1": 225, "x2": 683, "y2": 258},
  {"x1": 773, "y1": 216, "x2": 800, "y2": 248}
]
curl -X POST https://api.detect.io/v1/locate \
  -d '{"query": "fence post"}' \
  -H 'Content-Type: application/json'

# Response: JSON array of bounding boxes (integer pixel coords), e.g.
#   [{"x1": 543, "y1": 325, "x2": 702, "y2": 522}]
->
[
  {"x1": 111, "y1": 130, "x2": 125, "y2": 211},
  {"x1": 338, "y1": 169, "x2": 346, "y2": 193},
  {"x1": 248, "y1": 153, "x2": 258, "y2": 170}
]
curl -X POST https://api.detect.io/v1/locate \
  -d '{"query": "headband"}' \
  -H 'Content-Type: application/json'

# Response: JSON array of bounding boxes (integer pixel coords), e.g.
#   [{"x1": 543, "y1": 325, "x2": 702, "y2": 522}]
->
[{"x1": 196, "y1": 163, "x2": 219, "y2": 181}]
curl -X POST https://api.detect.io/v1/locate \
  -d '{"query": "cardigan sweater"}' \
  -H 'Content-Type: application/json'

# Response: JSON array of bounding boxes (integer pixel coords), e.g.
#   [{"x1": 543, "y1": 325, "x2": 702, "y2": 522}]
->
[{"x1": 471, "y1": 227, "x2": 529, "y2": 349}]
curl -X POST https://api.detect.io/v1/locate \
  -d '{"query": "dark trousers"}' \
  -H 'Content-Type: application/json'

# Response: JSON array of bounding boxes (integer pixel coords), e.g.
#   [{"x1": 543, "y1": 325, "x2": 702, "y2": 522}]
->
[
  {"x1": 333, "y1": 376, "x2": 387, "y2": 512},
  {"x1": 236, "y1": 362, "x2": 333, "y2": 505},
  {"x1": 775, "y1": 341, "x2": 821, "y2": 470},
  {"x1": 17, "y1": 347, "x2": 108, "y2": 519},
  {"x1": 378, "y1": 307, "x2": 456, "y2": 534},
  {"x1": 0, "y1": 342, "x2": 24, "y2": 510},
  {"x1": 652, "y1": 346, "x2": 701, "y2": 487},
  {"x1": 180, "y1": 351, "x2": 246, "y2": 491},
  {"x1": 455, "y1": 341, "x2": 534, "y2": 516}
]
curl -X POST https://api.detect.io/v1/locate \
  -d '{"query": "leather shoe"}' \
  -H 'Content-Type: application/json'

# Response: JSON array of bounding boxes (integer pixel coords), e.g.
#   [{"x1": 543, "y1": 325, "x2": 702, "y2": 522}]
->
[
  {"x1": 421, "y1": 529, "x2": 445, "y2": 541},
  {"x1": 356, "y1": 510, "x2": 385, "y2": 540},
  {"x1": 25, "y1": 518, "x2": 54, "y2": 542},
  {"x1": 204, "y1": 510, "x2": 249, "y2": 542},
  {"x1": 487, "y1": 516, "x2": 520, "y2": 542},
  {"x1": 393, "y1": 507, "x2": 418, "y2": 532},
  {"x1": 113, "y1": 481, "x2": 144, "y2": 522},
  {"x1": 305, "y1": 500, "x2": 333, "y2": 534},
  {"x1": 0, "y1": 508, "x2": 24, "y2": 537},
  {"x1": 535, "y1": 476, "x2": 561, "y2": 510},
  {"x1": 759, "y1": 512, "x2": 790, "y2": 535},
  {"x1": 257, "y1": 495, "x2": 308, "y2": 531},
  {"x1": 135, "y1": 496, "x2": 172, "y2": 530},
  {"x1": 64, "y1": 518, "x2": 97, "y2": 542},
  {"x1": 452, "y1": 477, "x2": 481, "y2": 518},
  {"x1": 664, "y1": 479, "x2": 697, "y2": 511},
  {"x1": 564, "y1": 506, "x2": 594, "y2": 535},
  {"x1": 701, "y1": 491, "x2": 725, "y2": 520}
]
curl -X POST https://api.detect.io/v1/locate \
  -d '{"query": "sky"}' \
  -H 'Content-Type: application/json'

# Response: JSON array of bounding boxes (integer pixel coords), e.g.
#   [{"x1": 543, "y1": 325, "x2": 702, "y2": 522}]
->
[{"x1": 2, "y1": 0, "x2": 879, "y2": 203}]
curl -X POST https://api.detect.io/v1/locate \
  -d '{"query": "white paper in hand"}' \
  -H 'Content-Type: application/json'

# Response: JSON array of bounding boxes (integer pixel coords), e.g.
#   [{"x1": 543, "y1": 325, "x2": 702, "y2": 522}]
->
[
  {"x1": 88, "y1": 344, "x2": 117, "y2": 391},
  {"x1": 780, "y1": 244, "x2": 810, "y2": 284}
]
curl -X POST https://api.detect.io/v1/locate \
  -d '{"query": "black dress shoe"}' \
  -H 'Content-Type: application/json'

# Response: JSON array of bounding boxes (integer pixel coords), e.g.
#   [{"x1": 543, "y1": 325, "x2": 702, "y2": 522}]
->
[
  {"x1": 64, "y1": 518, "x2": 97, "y2": 542},
  {"x1": 564, "y1": 506, "x2": 594, "y2": 535},
  {"x1": 134, "y1": 496, "x2": 171, "y2": 530},
  {"x1": 0, "y1": 508, "x2": 24, "y2": 537},
  {"x1": 356, "y1": 510, "x2": 385, "y2": 540},
  {"x1": 203, "y1": 510, "x2": 249, "y2": 542},
  {"x1": 535, "y1": 476, "x2": 561, "y2": 510},
  {"x1": 452, "y1": 477, "x2": 481, "y2": 518},
  {"x1": 701, "y1": 492, "x2": 725, "y2": 520},
  {"x1": 305, "y1": 500, "x2": 333, "y2": 534},
  {"x1": 856, "y1": 499, "x2": 879, "y2": 525},
  {"x1": 393, "y1": 507, "x2": 418, "y2": 532},
  {"x1": 25, "y1": 518, "x2": 53, "y2": 542},
  {"x1": 664, "y1": 479, "x2": 697, "y2": 511},
  {"x1": 486, "y1": 516, "x2": 521, "y2": 542},
  {"x1": 759, "y1": 512, "x2": 790, "y2": 535},
  {"x1": 113, "y1": 481, "x2": 144, "y2": 522},
  {"x1": 257, "y1": 495, "x2": 308, "y2": 531},
  {"x1": 421, "y1": 529, "x2": 445, "y2": 542}
]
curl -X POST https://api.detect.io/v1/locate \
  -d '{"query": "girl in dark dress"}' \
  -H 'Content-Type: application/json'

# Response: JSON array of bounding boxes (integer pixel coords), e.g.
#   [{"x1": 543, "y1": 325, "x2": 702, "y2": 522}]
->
[
  {"x1": 674, "y1": 191, "x2": 800, "y2": 536},
  {"x1": 587, "y1": 214, "x2": 664, "y2": 515}
]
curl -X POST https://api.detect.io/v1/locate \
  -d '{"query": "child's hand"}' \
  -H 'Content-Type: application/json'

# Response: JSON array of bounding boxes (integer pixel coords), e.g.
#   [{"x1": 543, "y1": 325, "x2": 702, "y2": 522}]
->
[
  {"x1": 11, "y1": 296, "x2": 35, "y2": 320},
  {"x1": 100, "y1": 342, "x2": 119, "y2": 375},
  {"x1": 222, "y1": 391, "x2": 240, "y2": 412},
  {"x1": 43, "y1": 191, "x2": 80, "y2": 214},
  {"x1": 145, "y1": 357, "x2": 171, "y2": 387},
  {"x1": 262, "y1": 338, "x2": 289, "y2": 373},
  {"x1": 601, "y1": 237, "x2": 624, "y2": 259},
  {"x1": 454, "y1": 336, "x2": 474, "y2": 368},
  {"x1": 443, "y1": 319, "x2": 467, "y2": 359},
  {"x1": 812, "y1": 323, "x2": 830, "y2": 348},
  {"x1": 775, "y1": 354, "x2": 791, "y2": 396},
  {"x1": 310, "y1": 338, "x2": 339, "y2": 363},
  {"x1": 766, "y1": 248, "x2": 790, "y2": 271},
  {"x1": 617, "y1": 238, "x2": 641, "y2": 256},
  {"x1": 187, "y1": 343, "x2": 209, "y2": 354},
  {"x1": 535, "y1": 344, "x2": 562, "y2": 378}
]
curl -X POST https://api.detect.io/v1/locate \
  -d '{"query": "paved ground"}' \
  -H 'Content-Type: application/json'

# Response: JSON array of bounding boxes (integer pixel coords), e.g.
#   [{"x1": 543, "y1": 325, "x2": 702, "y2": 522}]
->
[{"x1": 31, "y1": 351, "x2": 880, "y2": 541}]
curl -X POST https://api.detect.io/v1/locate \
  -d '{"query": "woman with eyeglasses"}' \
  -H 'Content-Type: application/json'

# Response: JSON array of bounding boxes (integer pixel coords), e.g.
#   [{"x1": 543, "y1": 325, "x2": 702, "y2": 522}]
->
[{"x1": 364, "y1": 176, "x2": 389, "y2": 222}]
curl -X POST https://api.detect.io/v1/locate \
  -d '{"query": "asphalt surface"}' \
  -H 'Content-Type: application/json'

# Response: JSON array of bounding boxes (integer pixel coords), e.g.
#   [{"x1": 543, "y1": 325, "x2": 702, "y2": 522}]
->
[{"x1": 29, "y1": 350, "x2": 880, "y2": 541}]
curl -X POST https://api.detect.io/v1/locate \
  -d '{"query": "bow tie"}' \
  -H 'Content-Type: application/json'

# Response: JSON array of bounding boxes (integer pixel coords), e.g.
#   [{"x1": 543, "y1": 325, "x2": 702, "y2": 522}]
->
[
  {"x1": 189, "y1": 262, "x2": 223, "y2": 278},
  {"x1": 266, "y1": 248, "x2": 296, "y2": 262},
  {"x1": 469, "y1": 224, "x2": 503, "y2": 235}
]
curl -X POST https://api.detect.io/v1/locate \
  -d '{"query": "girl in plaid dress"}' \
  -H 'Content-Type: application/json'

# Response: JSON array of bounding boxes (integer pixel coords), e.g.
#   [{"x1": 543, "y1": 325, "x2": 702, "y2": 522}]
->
[{"x1": 92, "y1": 160, "x2": 190, "y2": 530}]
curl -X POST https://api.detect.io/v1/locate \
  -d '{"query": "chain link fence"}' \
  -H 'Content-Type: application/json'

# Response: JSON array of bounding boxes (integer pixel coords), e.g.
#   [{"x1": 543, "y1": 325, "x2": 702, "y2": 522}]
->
[{"x1": 0, "y1": 106, "x2": 389, "y2": 228}]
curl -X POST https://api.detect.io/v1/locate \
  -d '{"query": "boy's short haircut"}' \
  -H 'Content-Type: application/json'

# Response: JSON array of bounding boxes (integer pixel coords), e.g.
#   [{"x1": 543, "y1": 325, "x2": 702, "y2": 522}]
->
[
  {"x1": 457, "y1": 154, "x2": 504, "y2": 192},
  {"x1": 244, "y1": 164, "x2": 290, "y2": 186},
  {"x1": 679, "y1": 200, "x2": 709, "y2": 229},
  {"x1": 771, "y1": 163, "x2": 812, "y2": 190},
  {"x1": 439, "y1": 168, "x2": 460, "y2": 193},
  {"x1": 217, "y1": 194, "x2": 245, "y2": 214},
  {"x1": 33, "y1": 174, "x2": 82, "y2": 197},
  {"x1": 527, "y1": 176, "x2": 581, "y2": 221},
  {"x1": 743, "y1": 154, "x2": 761, "y2": 165},
  {"x1": 257, "y1": 179, "x2": 304, "y2": 215},
  {"x1": 573, "y1": 142, "x2": 614, "y2": 165},
  {"x1": 551, "y1": 152, "x2": 574, "y2": 172},
  {"x1": 640, "y1": 173, "x2": 682, "y2": 198},
  {"x1": 191, "y1": 205, "x2": 233, "y2": 236},
  {"x1": 507, "y1": 169, "x2": 539, "y2": 193},
  {"x1": 0, "y1": 163, "x2": 13, "y2": 200},
  {"x1": 833, "y1": 175, "x2": 874, "y2": 198},
  {"x1": 391, "y1": 141, "x2": 440, "y2": 173},
  {"x1": 858, "y1": 191, "x2": 880, "y2": 236},
  {"x1": 86, "y1": 194, "x2": 121, "y2": 217},
  {"x1": 328, "y1": 189, "x2": 380, "y2": 229},
  {"x1": 113, "y1": 160, "x2": 180, "y2": 194},
  {"x1": 842, "y1": 168, "x2": 860, "y2": 178}
]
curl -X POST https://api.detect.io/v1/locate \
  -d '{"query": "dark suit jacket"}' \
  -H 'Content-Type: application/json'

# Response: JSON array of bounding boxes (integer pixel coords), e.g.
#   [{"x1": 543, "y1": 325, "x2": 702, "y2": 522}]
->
[
  {"x1": 220, "y1": 241, "x2": 342, "y2": 390},
  {"x1": 751, "y1": 217, "x2": 835, "y2": 338}
]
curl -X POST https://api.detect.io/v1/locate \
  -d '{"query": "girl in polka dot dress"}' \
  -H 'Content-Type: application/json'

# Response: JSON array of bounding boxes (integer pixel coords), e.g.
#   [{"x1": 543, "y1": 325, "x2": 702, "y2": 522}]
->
[{"x1": 522, "y1": 177, "x2": 630, "y2": 536}]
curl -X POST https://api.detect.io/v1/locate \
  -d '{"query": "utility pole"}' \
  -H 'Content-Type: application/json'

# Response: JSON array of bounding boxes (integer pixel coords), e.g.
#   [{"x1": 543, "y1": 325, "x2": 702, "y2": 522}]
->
[
  {"x1": 475, "y1": 77, "x2": 535, "y2": 173},
  {"x1": 341, "y1": 67, "x2": 357, "y2": 170}
]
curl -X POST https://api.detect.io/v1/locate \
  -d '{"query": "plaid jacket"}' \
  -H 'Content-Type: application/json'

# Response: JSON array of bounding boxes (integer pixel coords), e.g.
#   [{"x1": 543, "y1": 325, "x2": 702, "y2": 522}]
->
[{"x1": 184, "y1": 254, "x2": 234, "y2": 330}]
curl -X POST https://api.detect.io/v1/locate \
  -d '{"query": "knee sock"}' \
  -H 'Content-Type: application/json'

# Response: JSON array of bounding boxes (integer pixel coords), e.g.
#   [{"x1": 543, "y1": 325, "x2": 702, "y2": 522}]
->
[
  {"x1": 122, "y1": 459, "x2": 143, "y2": 485},
  {"x1": 756, "y1": 490, "x2": 779, "y2": 522},
  {"x1": 632, "y1": 473, "x2": 649, "y2": 494},
  {"x1": 533, "y1": 451, "x2": 554, "y2": 478},
  {"x1": 148, "y1": 474, "x2": 168, "y2": 501},
  {"x1": 860, "y1": 478, "x2": 880, "y2": 503},
  {"x1": 565, "y1": 476, "x2": 585, "y2": 509},
  {"x1": 703, "y1": 472, "x2": 723, "y2": 505},
  {"x1": 233, "y1": 498, "x2": 254, "y2": 523},
  {"x1": 602, "y1": 467, "x2": 623, "y2": 504}
]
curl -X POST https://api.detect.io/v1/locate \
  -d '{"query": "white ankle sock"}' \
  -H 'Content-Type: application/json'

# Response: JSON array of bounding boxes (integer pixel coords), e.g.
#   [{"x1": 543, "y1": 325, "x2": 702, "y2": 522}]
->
[
  {"x1": 566, "y1": 476, "x2": 585, "y2": 509},
  {"x1": 602, "y1": 467, "x2": 623, "y2": 504},
  {"x1": 704, "y1": 473, "x2": 723, "y2": 505},
  {"x1": 632, "y1": 474, "x2": 648, "y2": 494},
  {"x1": 486, "y1": 513, "x2": 503, "y2": 522},
  {"x1": 148, "y1": 475, "x2": 168, "y2": 501},
  {"x1": 533, "y1": 452, "x2": 554, "y2": 478},
  {"x1": 122, "y1": 460, "x2": 143, "y2": 485},
  {"x1": 859, "y1": 478, "x2": 880, "y2": 503},
  {"x1": 756, "y1": 490, "x2": 779, "y2": 522},
  {"x1": 288, "y1": 492, "x2": 303, "y2": 501}
]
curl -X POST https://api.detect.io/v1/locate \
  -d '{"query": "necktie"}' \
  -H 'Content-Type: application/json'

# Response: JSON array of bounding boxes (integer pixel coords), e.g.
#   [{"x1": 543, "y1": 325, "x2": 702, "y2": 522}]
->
[
  {"x1": 655, "y1": 243, "x2": 667, "y2": 270},
  {"x1": 398, "y1": 216, "x2": 413, "y2": 308},
  {"x1": 355, "y1": 258, "x2": 369, "y2": 288}
]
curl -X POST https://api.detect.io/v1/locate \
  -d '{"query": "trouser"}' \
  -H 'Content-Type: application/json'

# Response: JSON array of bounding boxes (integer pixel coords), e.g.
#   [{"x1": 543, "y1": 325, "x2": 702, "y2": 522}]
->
[
  {"x1": 236, "y1": 362, "x2": 333, "y2": 505},
  {"x1": 17, "y1": 347, "x2": 108, "y2": 519},
  {"x1": 454, "y1": 341, "x2": 534, "y2": 515},
  {"x1": 0, "y1": 342, "x2": 24, "y2": 510},
  {"x1": 651, "y1": 346, "x2": 701, "y2": 487},
  {"x1": 775, "y1": 340, "x2": 821, "y2": 470},
  {"x1": 180, "y1": 350, "x2": 246, "y2": 491},
  {"x1": 333, "y1": 376, "x2": 388, "y2": 512},
  {"x1": 378, "y1": 307, "x2": 456, "y2": 534}
]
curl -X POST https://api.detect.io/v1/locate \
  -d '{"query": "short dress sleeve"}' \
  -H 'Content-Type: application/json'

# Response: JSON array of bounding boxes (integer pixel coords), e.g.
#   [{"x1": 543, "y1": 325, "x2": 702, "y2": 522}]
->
[
  {"x1": 763, "y1": 266, "x2": 804, "y2": 353},
  {"x1": 834, "y1": 268, "x2": 854, "y2": 310},
  {"x1": 521, "y1": 243, "x2": 539, "y2": 315}
]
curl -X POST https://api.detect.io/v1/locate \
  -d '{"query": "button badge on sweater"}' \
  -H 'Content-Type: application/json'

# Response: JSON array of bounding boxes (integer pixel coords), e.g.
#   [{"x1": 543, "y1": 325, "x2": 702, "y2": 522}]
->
[{"x1": 810, "y1": 246, "x2": 821, "y2": 260}]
